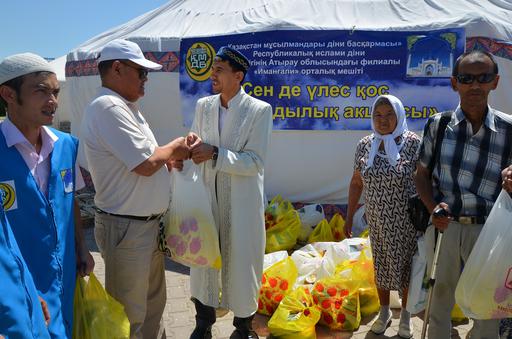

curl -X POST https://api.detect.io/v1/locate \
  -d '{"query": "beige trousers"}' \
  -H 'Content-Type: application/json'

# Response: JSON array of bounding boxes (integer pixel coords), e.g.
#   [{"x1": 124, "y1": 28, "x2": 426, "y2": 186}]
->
[
  {"x1": 425, "y1": 222, "x2": 499, "y2": 339},
  {"x1": 95, "y1": 212, "x2": 166, "y2": 339}
]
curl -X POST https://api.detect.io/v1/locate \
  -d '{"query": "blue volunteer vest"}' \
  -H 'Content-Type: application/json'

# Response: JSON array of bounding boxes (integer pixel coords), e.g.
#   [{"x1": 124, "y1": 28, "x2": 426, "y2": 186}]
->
[
  {"x1": 0, "y1": 206, "x2": 50, "y2": 339},
  {"x1": 0, "y1": 128, "x2": 77, "y2": 339}
]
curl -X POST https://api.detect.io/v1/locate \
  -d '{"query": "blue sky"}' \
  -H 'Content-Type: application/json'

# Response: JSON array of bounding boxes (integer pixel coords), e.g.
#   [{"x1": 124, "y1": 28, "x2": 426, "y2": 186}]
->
[{"x1": 0, "y1": 1, "x2": 169, "y2": 60}]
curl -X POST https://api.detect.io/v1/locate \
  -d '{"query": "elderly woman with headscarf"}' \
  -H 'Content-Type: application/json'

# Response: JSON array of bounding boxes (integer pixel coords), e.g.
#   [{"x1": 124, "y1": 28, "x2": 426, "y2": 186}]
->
[{"x1": 344, "y1": 94, "x2": 420, "y2": 338}]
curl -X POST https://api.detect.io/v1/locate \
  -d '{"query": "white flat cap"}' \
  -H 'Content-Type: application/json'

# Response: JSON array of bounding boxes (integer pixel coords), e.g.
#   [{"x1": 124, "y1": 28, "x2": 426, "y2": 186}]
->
[
  {"x1": 0, "y1": 53, "x2": 55, "y2": 85},
  {"x1": 98, "y1": 39, "x2": 162, "y2": 70}
]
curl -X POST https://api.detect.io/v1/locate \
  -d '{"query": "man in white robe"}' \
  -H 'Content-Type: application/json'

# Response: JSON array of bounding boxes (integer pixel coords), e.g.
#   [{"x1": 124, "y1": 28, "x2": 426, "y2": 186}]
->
[{"x1": 187, "y1": 46, "x2": 272, "y2": 339}]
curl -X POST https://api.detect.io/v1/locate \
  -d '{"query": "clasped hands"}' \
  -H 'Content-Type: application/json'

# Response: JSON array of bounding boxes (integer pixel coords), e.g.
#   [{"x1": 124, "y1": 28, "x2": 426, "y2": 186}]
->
[{"x1": 167, "y1": 132, "x2": 215, "y2": 171}]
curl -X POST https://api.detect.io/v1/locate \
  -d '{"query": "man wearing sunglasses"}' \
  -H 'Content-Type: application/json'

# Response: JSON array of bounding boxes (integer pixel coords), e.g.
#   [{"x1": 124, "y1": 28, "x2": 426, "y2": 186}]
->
[
  {"x1": 415, "y1": 50, "x2": 512, "y2": 339},
  {"x1": 80, "y1": 39, "x2": 190, "y2": 339}
]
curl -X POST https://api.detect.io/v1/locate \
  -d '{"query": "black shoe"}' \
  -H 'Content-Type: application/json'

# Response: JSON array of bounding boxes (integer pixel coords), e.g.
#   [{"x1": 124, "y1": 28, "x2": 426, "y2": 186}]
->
[
  {"x1": 190, "y1": 298, "x2": 216, "y2": 339},
  {"x1": 190, "y1": 326, "x2": 212, "y2": 339},
  {"x1": 229, "y1": 315, "x2": 259, "y2": 339},
  {"x1": 229, "y1": 329, "x2": 259, "y2": 339}
]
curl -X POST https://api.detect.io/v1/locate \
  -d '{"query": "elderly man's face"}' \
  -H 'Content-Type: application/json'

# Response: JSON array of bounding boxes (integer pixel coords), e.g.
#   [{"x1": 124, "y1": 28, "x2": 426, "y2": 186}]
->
[
  {"x1": 451, "y1": 55, "x2": 499, "y2": 109},
  {"x1": 210, "y1": 60, "x2": 243, "y2": 95},
  {"x1": 4, "y1": 72, "x2": 59, "y2": 127},
  {"x1": 114, "y1": 60, "x2": 148, "y2": 102}
]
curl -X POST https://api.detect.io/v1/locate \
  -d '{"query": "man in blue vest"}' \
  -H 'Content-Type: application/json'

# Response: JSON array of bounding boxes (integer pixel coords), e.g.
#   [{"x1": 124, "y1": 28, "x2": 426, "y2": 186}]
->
[
  {"x1": 0, "y1": 205, "x2": 50, "y2": 338},
  {"x1": 0, "y1": 53, "x2": 94, "y2": 338}
]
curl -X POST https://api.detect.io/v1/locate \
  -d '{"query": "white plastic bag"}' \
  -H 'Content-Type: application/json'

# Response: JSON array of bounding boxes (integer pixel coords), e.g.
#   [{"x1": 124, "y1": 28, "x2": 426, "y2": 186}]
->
[
  {"x1": 291, "y1": 239, "x2": 369, "y2": 286},
  {"x1": 455, "y1": 190, "x2": 512, "y2": 319},
  {"x1": 291, "y1": 243, "x2": 339, "y2": 286},
  {"x1": 352, "y1": 205, "x2": 368, "y2": 237},
  {"x1": 297, "y1": 204, "x2": 325, "y2": 242},
  {"x1": 161, "y1": 166, "x2": 221, "y2": 269},
  {"x1": 406, "y1": 235, "x2": 428, "y2": 314},
  {"x1": 337, "y1": 237, "x2": 369, "y2": 260},
  {"x1": 264, "y1": 251, "x2": 289, "y2": 270}
]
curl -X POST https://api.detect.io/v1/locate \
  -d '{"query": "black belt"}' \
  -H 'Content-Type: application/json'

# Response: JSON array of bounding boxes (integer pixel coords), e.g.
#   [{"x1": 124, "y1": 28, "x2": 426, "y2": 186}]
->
[
  {"x1": 453, "y1": 215, "x2": 486, "y2": 224},
  {"x1": 96, "y1": 209, "x2": 163, "y2": 221}
]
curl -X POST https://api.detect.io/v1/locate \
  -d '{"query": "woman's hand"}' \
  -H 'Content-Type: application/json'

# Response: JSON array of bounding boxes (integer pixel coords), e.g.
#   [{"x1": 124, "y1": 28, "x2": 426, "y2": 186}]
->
[{"x1": 344, "y1": 220, "x2": 353, "y2": 238}]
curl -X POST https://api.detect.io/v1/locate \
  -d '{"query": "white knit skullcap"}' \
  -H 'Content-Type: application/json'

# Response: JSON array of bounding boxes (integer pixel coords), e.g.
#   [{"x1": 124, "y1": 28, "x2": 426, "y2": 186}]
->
[{"x1": 0, "y1": 53, "x2": 55, "y2": 85}]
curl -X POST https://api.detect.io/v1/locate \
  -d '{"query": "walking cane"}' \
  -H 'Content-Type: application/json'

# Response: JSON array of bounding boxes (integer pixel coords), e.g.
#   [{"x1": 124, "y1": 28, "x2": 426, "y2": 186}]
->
[
  {"x1": 420, "y1": 230, "x2": 443, "y2": 339},
  {"x1": 421, "y1": 208, "x2": 449, "y2": 339}
]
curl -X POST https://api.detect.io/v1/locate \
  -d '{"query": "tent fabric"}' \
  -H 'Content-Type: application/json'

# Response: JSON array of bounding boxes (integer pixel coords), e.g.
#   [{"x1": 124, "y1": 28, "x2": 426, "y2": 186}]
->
[
  {"x1": 67, "y1": 0, "x2": 512, "y2": 56},
  {"x1": 64, "y1": 0, "x2": 512, "y2": 204},
  {"x1": 50, "y1": 56, "x2": 70, "y2": 130}
]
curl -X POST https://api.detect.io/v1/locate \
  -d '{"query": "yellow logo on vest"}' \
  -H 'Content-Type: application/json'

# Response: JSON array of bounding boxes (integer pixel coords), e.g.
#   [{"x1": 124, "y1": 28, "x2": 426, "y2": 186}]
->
[
  {"x1": 185, "y1": 42, "x2": 216, "y2": 82},
  {"x1": 60, "y1": 168, "x2": 74, "y2": 194},
  {"x1": 0, "y1": 180, "x2": 17, "y2": 211}
]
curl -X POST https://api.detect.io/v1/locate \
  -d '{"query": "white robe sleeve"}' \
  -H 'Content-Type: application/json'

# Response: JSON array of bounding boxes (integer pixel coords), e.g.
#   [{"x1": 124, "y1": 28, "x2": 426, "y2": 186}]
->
[
  {"x1": 215, "y1": 104, "x2": 272, "y2": 176},
  {"x1": 190, "y1": 100, "x2": 202, "y2": 135}
]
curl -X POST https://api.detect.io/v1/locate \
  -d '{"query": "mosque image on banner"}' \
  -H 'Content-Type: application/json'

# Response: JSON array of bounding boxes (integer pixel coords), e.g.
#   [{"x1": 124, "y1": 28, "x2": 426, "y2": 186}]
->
[{"x1": 406, "y1": 33, "x2": 456, "y2": 77}]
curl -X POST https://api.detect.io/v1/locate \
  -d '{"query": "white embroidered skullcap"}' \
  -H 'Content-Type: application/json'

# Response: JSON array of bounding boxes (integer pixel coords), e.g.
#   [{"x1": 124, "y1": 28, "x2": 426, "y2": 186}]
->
[{"x1": 0, "y1": 53, "x2": 55, "y2": 85}]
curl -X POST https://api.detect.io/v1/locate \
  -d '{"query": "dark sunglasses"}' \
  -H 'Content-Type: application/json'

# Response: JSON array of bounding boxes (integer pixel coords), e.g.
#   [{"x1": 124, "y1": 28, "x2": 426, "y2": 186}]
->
[
  {"x1": 119, "y1": 61, "x2": 149, "y2": 79},
  {"x1": 456, "y1": 73, "x2": 496, "y2": 84}
]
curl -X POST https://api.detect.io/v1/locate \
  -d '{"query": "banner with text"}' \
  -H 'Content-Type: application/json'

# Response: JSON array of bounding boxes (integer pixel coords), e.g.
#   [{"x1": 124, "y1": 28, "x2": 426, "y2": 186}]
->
[{"x1": 180, "y1": 29, "x2": 464, "y2": 130}]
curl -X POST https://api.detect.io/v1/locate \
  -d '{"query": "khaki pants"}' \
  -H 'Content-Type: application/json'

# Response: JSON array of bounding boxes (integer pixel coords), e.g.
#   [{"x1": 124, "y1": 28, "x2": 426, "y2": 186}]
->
[
  {"x1": 425, "y1": 222, "x2": 499, "y2": 339},
  {"x1": 95, "y1": 212, "x2": 166, "y2": 339}
]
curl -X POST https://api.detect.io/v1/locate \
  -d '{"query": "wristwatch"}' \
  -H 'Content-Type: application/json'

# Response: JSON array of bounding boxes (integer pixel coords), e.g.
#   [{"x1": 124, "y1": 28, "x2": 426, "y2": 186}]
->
[{"x1": 212, "y1": 146, "x2": 219, "y2": 161}]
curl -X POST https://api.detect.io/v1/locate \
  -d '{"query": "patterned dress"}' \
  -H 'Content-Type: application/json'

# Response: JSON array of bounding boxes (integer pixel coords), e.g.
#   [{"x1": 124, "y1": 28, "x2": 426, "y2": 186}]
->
[{"x1": 354, "y1": 131, "x2": 420, "y2": 293}]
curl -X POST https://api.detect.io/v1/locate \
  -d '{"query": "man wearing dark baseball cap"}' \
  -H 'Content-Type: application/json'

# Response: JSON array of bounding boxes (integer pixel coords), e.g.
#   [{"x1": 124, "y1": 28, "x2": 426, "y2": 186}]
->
[
  {"x1": 0, "y1": 52, "x2": 94, "y2": 338},
  {"x1": 80, "y1": 39, "x2": 190, "y2": 339}
]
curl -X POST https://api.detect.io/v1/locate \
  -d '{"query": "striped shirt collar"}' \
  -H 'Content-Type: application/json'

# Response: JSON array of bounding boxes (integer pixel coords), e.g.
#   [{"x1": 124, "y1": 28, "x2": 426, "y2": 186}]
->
[{"x1": 453, "y1": 105, "x2": 498, "y2": 133}]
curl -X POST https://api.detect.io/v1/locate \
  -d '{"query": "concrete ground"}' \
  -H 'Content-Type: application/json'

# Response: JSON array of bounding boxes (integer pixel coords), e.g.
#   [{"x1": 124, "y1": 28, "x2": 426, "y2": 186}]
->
[{"x1": 84, "y1": 227, "x2": 473, "y2": 339}]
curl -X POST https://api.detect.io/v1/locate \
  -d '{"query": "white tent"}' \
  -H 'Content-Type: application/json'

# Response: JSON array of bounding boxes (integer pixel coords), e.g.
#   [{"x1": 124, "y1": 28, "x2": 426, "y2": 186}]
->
[
  {"x1": 50, "y1": 55, "x2": 71, "y2": 130},
  {"x1": 65, "y1": 0, "x2": 512, "y2": 204}
]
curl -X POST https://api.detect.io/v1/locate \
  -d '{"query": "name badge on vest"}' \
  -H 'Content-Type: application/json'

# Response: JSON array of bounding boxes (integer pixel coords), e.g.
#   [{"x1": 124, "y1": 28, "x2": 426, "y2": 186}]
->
[
  {"x1": 0, "y1": 180, "x2": 18, "y2": 211},
  {"x1": 60, "y1": 169, "x2": 74, "y2": 194}
]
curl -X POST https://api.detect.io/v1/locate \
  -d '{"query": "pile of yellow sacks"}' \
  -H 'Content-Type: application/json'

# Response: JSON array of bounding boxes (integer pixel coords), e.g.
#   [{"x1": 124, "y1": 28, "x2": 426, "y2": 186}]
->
[
  {"x1": 265, "y1": 196, "x2": 301, "y2": 253},
  {"x1": 260, "y1": 242, "x2": 468, "y2": 338},
  {"x1": 259, "y1": 244, "x2": 378, "y2": 338},
  {"x1": 265, "y1": 195, "x2": 348, "y2": 253}
]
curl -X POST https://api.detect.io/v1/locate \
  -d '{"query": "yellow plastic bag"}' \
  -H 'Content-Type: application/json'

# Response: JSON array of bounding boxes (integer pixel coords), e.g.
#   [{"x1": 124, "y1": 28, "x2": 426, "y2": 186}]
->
[
  {"x1": 161, "y1": 167, "x2": 222, "y2": 269},
  {"x1": 266, "y1": 209, "x2": 301, "y2": 253},
  {"x1": 268, "y1": 287, "x2": 321, "y2": 339},
  {"x1": 258, "y1": 257, "x2": 298, "y2": 316},
  {"x1": 311, "y1": 277, "x2": 360, "y2": 331},
  {"x1": 329, "y1": 214, "x2": 346, "y2": 242},
  {"x1": 351, "y1": 251, "x2": 379, "y2": 316},
  {"x1": 73, "y1": 273, "x2": 130, "y2": 339},
  {"x1": 307, "y1": 219, "x2": 334, "y2": 243},
  {"x1": 335, "y1": 250, "x2": 379, "y2": 317},
  {"x1": 451, "y1": 304, "x2": 468, "y2": 322},
  {"x1": 265, "y1": 195, "x2": 294, "y2": 229},
  {"x1": 359, "y1": 229, "x2": 369, "y2": 238}
]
